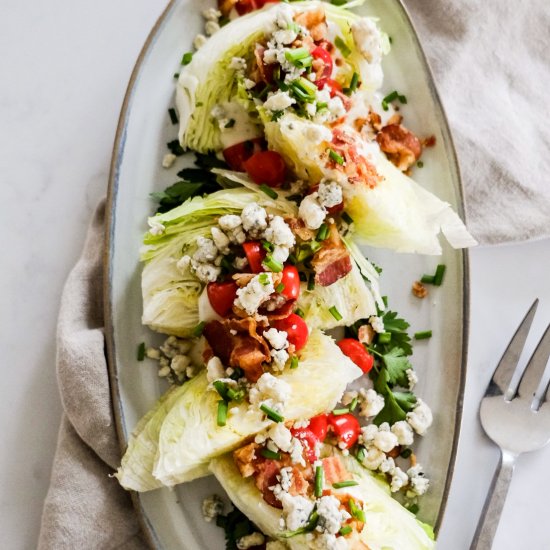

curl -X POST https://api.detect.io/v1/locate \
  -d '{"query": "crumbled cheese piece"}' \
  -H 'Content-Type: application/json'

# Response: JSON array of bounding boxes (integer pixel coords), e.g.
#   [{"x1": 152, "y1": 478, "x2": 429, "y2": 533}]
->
[
  {"x1": 271, "y1": 245, "x2": 290, "y2": 264},
  {"x1": 233, "y1": 256, "x2": 249, "y2": 271},
  {"x1": 249, "y1": 372, "x2": 291, "y2": 412},
  {"x1": 406, "y1": 399, "x2": 433, "y2": 435},
  {"x1": 358, "y1": 389, "x2": 385, "y2": 418},
  {"x1": 194, "y1": 237, "x2": 219, "y2": 263},
  {"x1": 361, "y1": 446, "x2": 385, "y2": 470},
  {"x1": 341, "y1": 391, "x2": 358, "y2": 406},
  {"x1": 193, "y1": 34, "x2": 207, "y2": 49},
  {"x1": 219, "y1": 214, "x2": 247, "y2": 245},
  {"x1": 160, "y1": 335, "x2": 191, "y2": 357},
  {"x1": 406, "y1": 368, "x2": 418, "y2": 390},
  {"x1": 373, "y1": 429, "x2": 398, "y2": 453},
  {"x1": 244, "y1": 78, "x2": 257, "y2": 90},
  {"x1": 293, "y1": 419, "x2": 310, "y2": 429},
  {"x1": 194, "y1": 262, "x2": 221, "y2": 283},
  {"x1": 162, "y1": 153, "x2": 177, "y2": 169},
  {"x1": 271, "y1": 348, "x2": 290, "y2": 371},
  {"x1": 289, "y1": 438, "x2": 306, "y2": 466},
  {"x1": 317, "y1": 180, "x2": 343, "y2": 209},
  {"x1": 234, "y1": 273, "x2": 275, "y2": 315},
  {"x1": 281, "y1": 494, "x2": 315, "y2": 531},
  {"x1": 268, "y1": 424, "x2": 293, "y2": 453},
  {"x1": 310, "y1": 533, "x2": 349, "y2": 550},
  {"x1": 264, "y1": 90, "x2": 296, "y2": 112},
  {"x1": 299, "y1": 194, "x2": 326, "y2": 230},
  {"x1": 229, "y1": 56, "x2": 247, "y2": 71},
  {"x1": 351, "y1": 18, "x2": 382, "y2": 64},
  {"x1": 379, "y1": 456, "x2": 395, "y2": 474},
  {"x1": 202, "y1": 494, "x2": 224, "y2": 522},
  {"x1": 205, "y1": 20, "x2": 220, "y2": 36},
  {"x1": 186, "y1": 366, "x2": 198, "y2": 379},
  {"x1": 148, "y1": 219, "x2": 165, "y2": 236},
  {"x1": 241, "y1": 203, "x2": 268, "y2": 238},
  {"x1": 145, "y1": 347, "x2": 161, "y2": 360},
  {"x1": 202, "y1": 7, "x2": 221, "y2": 21},
  {"x1": 391, "y1": 420, "x2": 414, "y2": 446},
  {"x1": 211, "y1": 226, "x2": 231, "y2": 255},
  {"x1": 158, "y1": 365, "x2": 171, "y2": 377},
  {"x1": 368, "y1": 315, "x2": 385, "y2": 333},
  {"x1": 237, "y1": 532, "x2": 266, "y2": 549},
  {"x1": 390, "y1": 467, "x2": 409, "y2": 492},
  {"x1": 407, "y1": 465, "x2": 430, "y2": 496},
  {"x1": 266, "y1": 541, "x2": 287, "y2": 550},
  {"x1": 171, "y1": 354, "x2": 190, "y2": 374},
  {"x1": 264, "y1": 328, "x2": 289, "y2": 350},
  {"x1": 360, "y1": 423, "x2": 379, "y2": 444},
  {"x1": 206, "y1": 356, "x2": 225, "y2": 383},
  {"x1": 316, "y1": 495, "x2": 350, "y2": 535}
]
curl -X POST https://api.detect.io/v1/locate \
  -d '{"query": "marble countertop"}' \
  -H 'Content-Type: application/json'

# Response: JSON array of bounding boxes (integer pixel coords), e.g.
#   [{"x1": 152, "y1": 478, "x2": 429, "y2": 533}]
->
[{"x1": 1, "y1": 1, "x2": 549, "y2": 548}]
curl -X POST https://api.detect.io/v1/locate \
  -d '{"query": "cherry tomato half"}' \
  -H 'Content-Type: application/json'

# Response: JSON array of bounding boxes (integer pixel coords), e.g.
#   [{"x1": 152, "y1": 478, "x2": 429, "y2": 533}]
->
[
  {"x1": 242, "y1": 241, "x2": 266, "y2": 274},
  {"x1": 337, "y1": 338, "x2": 374, "y2": 374},
  {"x1": 243, "y1": 150, "x2": 286, "y2": 188},
  {"x1": 223, "y1": 138, "x2": 264, "y2": 172},
  {"x1": 234, "y1": 0, "x2": 279, "y2": 15},
  {"x1": 280, "y1": 265, "x2": 300, "y2": 301},
  {"x1": 311, "y1": 46, "x2": 333, "y2": 80},
  {"x1": 272, "y1": 313, "x2": 309, "y2": 351},
  {"x1": 317, "y1": 78, "x2": 343, "y2": 98},
  {"x1": 290, "y1": 427, "x2": 319, "y2": 463},
  {"x1": 308, "y1": 414, "x2": 329, "y2": 441},
  {"x1": 328, "y1": 413, "x2": 361, "y2": 449},
  {"x1": 207, "y1": 281, "x2": 238, "y2": 317}
]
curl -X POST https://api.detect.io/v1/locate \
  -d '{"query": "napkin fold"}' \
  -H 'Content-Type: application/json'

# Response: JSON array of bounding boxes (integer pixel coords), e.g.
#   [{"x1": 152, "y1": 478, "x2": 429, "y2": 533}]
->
[{"x1": 39, "y1": 1, "x2": 550, "y2": 548}]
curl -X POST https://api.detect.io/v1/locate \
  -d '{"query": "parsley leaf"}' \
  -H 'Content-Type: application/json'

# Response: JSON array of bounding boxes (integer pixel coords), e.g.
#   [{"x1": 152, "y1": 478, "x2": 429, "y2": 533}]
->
[
  {"x1": 372, "y1": 367, "x2": 417, "y2": 425},
  {"x1": 379, "y1": 310, "x2": 412, "y2": 356},
  {"x1": 216, "y1": 506, "x2": 257, "y2": 550},
  {"x1": 382, "y1": 347, "x2": 412, "y2": 387}
]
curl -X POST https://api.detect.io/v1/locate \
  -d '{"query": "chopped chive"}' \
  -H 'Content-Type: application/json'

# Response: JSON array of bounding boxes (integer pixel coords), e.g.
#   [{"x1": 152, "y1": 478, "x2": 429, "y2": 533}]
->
[
  {"x1": 398, "y1": 94, "x2": 408, "y2": 104},
  {"x1": 408, "y1": 503, "x2": 420, "y2": 515},
  {"x1": 295, "y1": 308, "x2": 305, "y2": 318},
  {"x1": 348, "y1": 72, "x2": 359, "y2": 93},
  {"x1": 290, "y1": 355, "x2": 299, "y2": 369},
  {"x1": 213, "y1": 380, "x2": 229, "y2": 400},
  {"x1": 433, "y1": 264, "x2": 446, "y2": 286},
  {"x1": 316, "y1": 223, "x2": 329, "y2": 241},
  {"x1": 349, "y1": 396, "x2": 359, "y2": 411},
  {"x1": 224, "y1": 118, "x2": 236, "y2": 128},
  {"x1": 339, "y1": 525, "x2": 353, "y2": 536},
  {"x1": 259, "y1": 184, "x2": 278, "y2": 199},
  {"x1": 315, "y1": 465, "x2": 324, "y2": 497},
  {"x1": 378, "y1": 332, "x2": 392, "y2": 344},
  {"x1": 335, "y1": 36, "x2": 351, "y2": 57},
  {"x1": 381, "y1": 90, "x2": 407, "y2": 111},
  {"x1": 261, "y1": 448, "x2": 282, "y2": 460},
  {"x1": 289, "y1": 77, "x2": 317, "y2": 102},
  {"x1": 285, "y1": 48, "x2": 313, "y2": 68},
  {"x1": 417, "y1": 161, "x2": 424, "y2": 168},
  {"x1": 356, "y1": 446, "x2": 366, "y2": 462},
  {"x1": 309, "y1": 240, "x2": 322, "y2": 254},
  {"x1": 420, "y1": 274, "x2": 435, "y2": 284},
  {"x1": 414, "y1": 330, "x2": 432, "y2": 340},
  {"x1": 227, "y1": 388, "x2": 245, "y2": 402},
  {"x1": 307, "y1": 274, "x2": 316, "y2": 291},
  {"x1": 389, "y1": 36, "x2": 393, "y2": 44},
  {"x1": 333, "y1": 480, "x2": 359, "y2": 489},
  {"x1": 217, "y1": 400, "x2": 228, "y2": 426},
  {"x1": 260, "y1": 404, "x2": 284, "y2": 422},
  {"x1": 167, "y1": 139, "x2": 185, "y2": 156},
  {"x1": 349, "y1": 498, "x2": 366, "y2": 523},
  {"x1": 168, "y1": 108, "x2": 178, "y2": 125},
  {"x1": 263, "y1": 255, "x2": 283, "y2": 273},
  {"x1": 329, "y1": 306, "x2": 342, "y2": 321},
  {"x1": 382, "y1": 90, "x2": 399, "y2": 104},
  {"x1": 173, "y1": 72, "x2": 180, "y2": 79},
  {"x1": 400, "y1": 448, "x2": 412, "y2": 459},
  {"x1": 262, "y1": 240, "x2": 274, "y2": 252},
  {"x1": 341, "y1": 211, "x2": 354, "y2": 225},
  {"x1": 331, "y1": 0, "x2": 348, "y2": 5},
  {"x1": 328, "y1": 149, "x2": 345, "y2": 165},
  {"x1": 181, "y1": 52, "x2": 193, "y2": 65},
  {"x1": 259, "y1": 273, "x2": 270, "y2": 285},
  {"x1": 332, "y1": 408, "x2": 349, "y2": 415},
  {"x1": 192, "y1": 321, "x2": 206, "y2": 337},
  {"x1": 316, "y1": 101, "x2": 328, "y2": 110},
  {"x1": 276, "y1": 282, "x2": 285, "y2": 293},
  {"x1": 137, "y1": 342, "x2": 146, "y2": 361}
]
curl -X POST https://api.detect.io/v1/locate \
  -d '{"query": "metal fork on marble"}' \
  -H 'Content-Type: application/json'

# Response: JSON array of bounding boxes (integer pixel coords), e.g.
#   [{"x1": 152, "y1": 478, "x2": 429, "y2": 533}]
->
[{"x1": 470, "y1": 300, "x2": 550, "y2": 550}]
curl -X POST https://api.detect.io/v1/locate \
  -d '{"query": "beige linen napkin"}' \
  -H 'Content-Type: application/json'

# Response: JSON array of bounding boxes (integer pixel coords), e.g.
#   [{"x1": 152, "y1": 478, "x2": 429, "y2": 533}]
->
[{"x1": 38, "y1": 201, "x2": 147, "y2": 550}]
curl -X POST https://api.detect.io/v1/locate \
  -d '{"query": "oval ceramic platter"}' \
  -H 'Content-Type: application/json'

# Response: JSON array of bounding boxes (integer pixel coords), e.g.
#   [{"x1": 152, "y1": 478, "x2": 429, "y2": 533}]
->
[{"x1": 105, "y1": 0, "x2": 469, "y2": 547}]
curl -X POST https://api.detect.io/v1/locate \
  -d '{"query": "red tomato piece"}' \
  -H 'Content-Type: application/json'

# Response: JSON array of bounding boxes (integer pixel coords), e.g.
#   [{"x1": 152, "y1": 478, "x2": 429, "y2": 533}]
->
[
  {"x1": 242, "y1": 241, "x2": 266, "y2": 273},
  {"x1": 311, "y1": 46, "x2": 333, "y2": 80},
  {"x1": 308, "y1": 414, "x2": 329, "y2": 442},
  {"x1": 207, "y1": 281, "x2": 238, "y2": 317},
  {"x1": 290, "y1": 427, "x2": 319, "y2": 463},
  {"x1": 280, "y1": 265, "x2": 300, "y2": 301},
  {"x1": 328, "y1": 413, "x2": 361, "y2": 449},
  {"x1": 337, "y1": 338, "x2": 374, "y2": 374},
  {"x1": 317, "y1": 78, "x2": 343, "y2": 98},
  {"x1": 243, "y1": 150, "x2": 286, "y2": 188},
  {"x1": 272, "y1": 313, "x2": 309, "y2": 351},
  {"x1": 222, "y1": 138, "x2": 264, "y2": 172}
]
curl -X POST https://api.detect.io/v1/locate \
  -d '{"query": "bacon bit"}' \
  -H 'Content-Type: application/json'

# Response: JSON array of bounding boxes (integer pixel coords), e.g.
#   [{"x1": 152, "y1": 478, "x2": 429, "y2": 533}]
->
[
  {"x1": 203, "y1": 318, "x2": 270, "y2": 382},
  {"x1": 254, "y1": 43, "x2": 274, "y2": 84},
  {"x1": 412, "y1": 281, "x2": 428, "y2": 299},
  {"x1": 294, "y1": 8, "x2": 328, "y2": 41},
  {"x1": 386, "y1": 113, "x2": 403, "y2": 126},
  {"x1": 422, "y1": 135, "x2": 436, "y2": 147},
  {"x1": 369, "y1": 110, "x2": 382, "y2": 132},
  {"x1": 358, "y1": 324, "x2": 375, "y2": 346},
  {"x1": 410, "y1": 452, "x2": 417, "y2": 467},
  {"x1": 322, "y1": 456, "x2": 350, "y2": 485},
  {"x1": 311, "y1": 223, "x2": 352, "y2": 286},
  {"x1": 254, "y1": 459, "x2": 283, "y2": 508},
  {"x1": 234, "y1": 442, "x2": 259, "y2": 478},
  {"x1": 376, "y1": 124, "x2": 422, "y2": 172},
  {"x1": 218, "y1": 0, "x2": 237, "y2": 17},
  {"x1": 286, "y1": 217, "x2": 316, "y2": 242},
  {"x1": 353, "y1": 117, "x2": 369, "y2": 133},
  {"x1": 387, "y1": 446, "x2": 401, "y2": 459},
  {"x1": 232, "y1": 273, "x2": 256, "y2": 287}
]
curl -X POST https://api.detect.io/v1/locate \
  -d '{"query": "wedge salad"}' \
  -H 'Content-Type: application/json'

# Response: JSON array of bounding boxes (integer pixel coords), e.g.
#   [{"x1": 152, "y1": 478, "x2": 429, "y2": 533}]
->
[{"x1": 116, "y1": 1, "x2": 476, "y2": 548}]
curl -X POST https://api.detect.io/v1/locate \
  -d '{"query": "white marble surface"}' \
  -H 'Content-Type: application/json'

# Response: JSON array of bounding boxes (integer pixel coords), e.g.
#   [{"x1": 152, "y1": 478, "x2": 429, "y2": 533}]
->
[{"x1": 1, "y1": 1, "x2": 549, "y2": 549}]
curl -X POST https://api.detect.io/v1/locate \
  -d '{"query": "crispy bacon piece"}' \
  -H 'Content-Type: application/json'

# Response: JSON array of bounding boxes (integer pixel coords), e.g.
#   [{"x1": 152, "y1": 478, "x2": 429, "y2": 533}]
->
[
  {"x1": 286, "y1": 217, "x2": 315, "y2": 242},
  {"x1": 311, "y1": 224, "x2": 352, "y2": 286},
  {"x1": 358, "y1": 324, "x2": 375, "y2": 345},
  {"x1": 218, "y1": 0, "x2": 237, "y2": 16},
  {"x1": 234, "y1": 442, "x2": 259, "y2": 478},
  {"x1": 294, "y1": 8, "x2": 328, "y2": 41},
  {"x1": 322, "y1": 456, "x2": 350, "y2": 485},
  {"x1": 203, "y1": 318, "x2": 270, "y2": 382},
  {"x1": 254, "y1": 459, "x2": 283, "y2": 508},
  {"x1": 254, "y1": 43, "x2": 275, "y2": 84},
  {"x1": 376, "y1": 123, "x2": 422, "y2": 171}
]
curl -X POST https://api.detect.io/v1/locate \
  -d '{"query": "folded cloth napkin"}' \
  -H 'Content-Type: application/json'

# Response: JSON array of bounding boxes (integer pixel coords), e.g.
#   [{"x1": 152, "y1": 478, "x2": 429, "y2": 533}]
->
[
  {"x1": 39, "y1": 1, "x2": 550, "y2": 548},
  {"x1": 38, "y1": 200, "x2": 147, "y2": 550}
]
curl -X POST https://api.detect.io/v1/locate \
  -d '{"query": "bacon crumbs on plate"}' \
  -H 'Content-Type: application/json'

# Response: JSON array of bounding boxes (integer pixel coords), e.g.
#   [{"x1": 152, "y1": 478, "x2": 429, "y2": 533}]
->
[{"x1": 412, "y1": 281, "x2": 428, "y2": 299}]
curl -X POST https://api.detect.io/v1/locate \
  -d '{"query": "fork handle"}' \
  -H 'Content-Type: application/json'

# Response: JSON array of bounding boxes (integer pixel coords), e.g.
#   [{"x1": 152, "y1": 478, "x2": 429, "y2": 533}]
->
[{"x1": 470, "y1": 450, "x2": 517, "y2": 550}]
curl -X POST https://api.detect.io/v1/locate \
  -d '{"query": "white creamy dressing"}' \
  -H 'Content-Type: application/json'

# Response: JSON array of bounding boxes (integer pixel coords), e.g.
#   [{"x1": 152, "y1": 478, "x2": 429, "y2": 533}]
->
[{"x1": 218, "y1": 101, "x2": 263, "y2": 149}]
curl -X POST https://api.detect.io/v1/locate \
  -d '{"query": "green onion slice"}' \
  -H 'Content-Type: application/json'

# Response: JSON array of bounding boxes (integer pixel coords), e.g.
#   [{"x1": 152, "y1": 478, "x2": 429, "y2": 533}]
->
[
  {"x1": 328, "y1": 149, "x2": 345, "y2": 165},
  {"x1": 217, "y1": 400, "x2": 228, "y2": 426},
  {"x1": 263, "y1": 255, "x2": 283, "y2": 273},
  {"x1": 193, "y1": 321, "x2": 206, "y2": 337},
  {"x1": 137, "y1": 342, "x2": 146, "y2": 361},
  {"x1": 433, "y1": 264, "x2": 446, "y2": 286},
  {"x1": 334, "y1": 36, "x2": 351, "y2": 57},
  {"x1": 333, "y1": 480, "x2": 359, "y2": 489},
  {"x1": 414, "y1": 330, "x2": 432, "y2": 340},
  {"x1": 261, "y1": 448, "x2": 282, "y2": 460},
  {"x1": 316, "y1": 223, "x2": 329, "y2": 241},
  {"x1": 329, "y1": 306, "x2": 342, "y2": 321},
  {"x1": 349, "y1": 498, "x2": 366, "y2": 523},
  {"x1": 332, "y1": 408, "x2": 349, "y2": 415},
  {"x1": 315, "y1": 465, "x2": 324, "y2": 497},
  {"x1": 260, "y1": 404, "x2": 284, "y2": 423},
  {"x1": 259, "y1": 184, "x2": 278, "y2": 199}
]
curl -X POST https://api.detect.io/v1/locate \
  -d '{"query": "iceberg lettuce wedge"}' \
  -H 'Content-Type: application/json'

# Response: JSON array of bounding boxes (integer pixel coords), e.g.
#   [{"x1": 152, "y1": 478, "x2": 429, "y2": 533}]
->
[{"x1": 210, "y1": 448, "x2": 435, "y2": 549}]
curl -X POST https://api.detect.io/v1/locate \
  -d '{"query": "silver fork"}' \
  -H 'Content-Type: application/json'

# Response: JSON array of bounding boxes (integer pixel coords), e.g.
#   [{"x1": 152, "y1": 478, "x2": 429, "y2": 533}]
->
[{"x1": 470, "y1": 299, "x2": 550, "y2": 550}]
